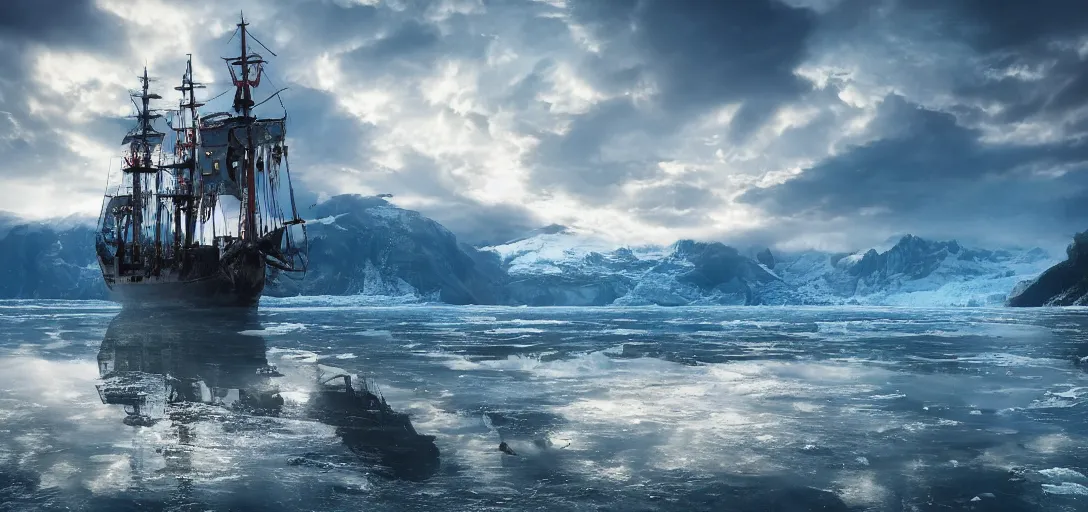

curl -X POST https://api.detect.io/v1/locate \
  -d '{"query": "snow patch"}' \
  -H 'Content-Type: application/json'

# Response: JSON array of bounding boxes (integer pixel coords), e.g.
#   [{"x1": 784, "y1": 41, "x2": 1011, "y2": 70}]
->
[
  {"x1": 1039, "y1": 468, "x2": 1088, "y2": 481},
  {"x1": 1042, "y1": 482, "x2": 1088, "y2": 496},
  {"x1": 267, "y1": 348, "x2": 320, "y2": 364},
  {"x1": 601, "y1": 328, "x2": 649, "y2": 336},
  {"x1": 308, "y1": 213, "x2": 348, "y2": 225},
  {"x1": 481, "y1": 227, "x2": 657, "y2": 276},
  {"x1": 483, "y1": 328, "x2": 545, "y2": 335},
  {"x1": 260, "y1": 294, "x2": 426, "y2": 308},
  {"x1": 239, "y1": 323, "x2": 307, "y2": 336}
]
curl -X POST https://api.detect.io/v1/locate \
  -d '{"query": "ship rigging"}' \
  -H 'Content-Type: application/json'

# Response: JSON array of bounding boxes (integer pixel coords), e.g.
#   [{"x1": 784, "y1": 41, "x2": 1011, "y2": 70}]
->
[{"x1": 96, "y1": 14, "x2": 307, "y2": 308}]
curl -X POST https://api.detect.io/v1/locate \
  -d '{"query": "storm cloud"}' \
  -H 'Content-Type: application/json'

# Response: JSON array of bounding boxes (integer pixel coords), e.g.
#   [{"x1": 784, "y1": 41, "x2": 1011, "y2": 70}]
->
[{"x1": 0, "y1": 0, "x2": 1085, "y2": 251}]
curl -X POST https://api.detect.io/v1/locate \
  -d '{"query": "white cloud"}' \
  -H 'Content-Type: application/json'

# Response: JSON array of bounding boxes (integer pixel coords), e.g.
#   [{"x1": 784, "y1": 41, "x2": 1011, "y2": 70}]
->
[{"x1": 0, "y1": 0, "x2": 1083, "y2": 251}]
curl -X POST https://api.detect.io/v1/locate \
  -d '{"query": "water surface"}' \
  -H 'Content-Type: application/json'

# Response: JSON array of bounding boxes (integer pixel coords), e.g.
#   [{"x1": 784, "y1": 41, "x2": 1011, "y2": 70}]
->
[{"x1": 2, "y1": 300, "x2": 1087, "y2": 511}]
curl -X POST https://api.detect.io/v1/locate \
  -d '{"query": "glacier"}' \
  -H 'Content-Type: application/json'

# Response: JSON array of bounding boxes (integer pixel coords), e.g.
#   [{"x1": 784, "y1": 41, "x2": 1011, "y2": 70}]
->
[{"x1": 481, "y1": 228, "x2": 1056, "y2": 307}]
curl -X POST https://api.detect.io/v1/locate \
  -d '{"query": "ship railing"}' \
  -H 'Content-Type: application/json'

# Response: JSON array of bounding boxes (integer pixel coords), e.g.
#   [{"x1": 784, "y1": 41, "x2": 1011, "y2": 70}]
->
[{"x1": 157, "y1": 185, "x2": 193, "y2": 197}]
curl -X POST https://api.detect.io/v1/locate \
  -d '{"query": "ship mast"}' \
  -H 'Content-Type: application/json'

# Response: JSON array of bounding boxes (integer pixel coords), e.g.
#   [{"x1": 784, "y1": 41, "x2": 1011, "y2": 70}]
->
[
  {"x1": 229, "y1": 13, "x2": 260, "y2": 242},
  {"x1": 175, "y1": 54, "x2": 204, "y2": 252},
  {"x1": 126, "y1": 68, "x2": 163, "y2": 269}
]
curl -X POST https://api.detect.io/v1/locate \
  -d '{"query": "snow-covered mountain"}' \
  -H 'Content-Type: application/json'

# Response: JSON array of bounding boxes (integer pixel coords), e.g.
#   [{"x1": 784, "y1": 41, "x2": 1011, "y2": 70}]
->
[
  {"x1": 480, "y1": 226, "x2": 790, "y2": 306},
  {"x1": 0, "y1": 197, "x2": 1057, "y2": 306},
  {"x1": 478, "y1": 225, "x2": 669, "y2": 305},
  {"x1": 266, "y1": 195, "x2": 507, "y2": 304},
  {"x1": 0, "y1": 220, "x2": 105, "y2": 300},
  {"x1": 0, "y1": 211, "x2": 22, "y2": 239},
  {"x1": 480, "y1": 230, "x2": 1056, "y2": 307},
  {"x1": 769, "y1": 235, "x2": 1054, "y2": 306},
  {"x1": 481, "y1": 224, "x2": 665, "y2": 276}
]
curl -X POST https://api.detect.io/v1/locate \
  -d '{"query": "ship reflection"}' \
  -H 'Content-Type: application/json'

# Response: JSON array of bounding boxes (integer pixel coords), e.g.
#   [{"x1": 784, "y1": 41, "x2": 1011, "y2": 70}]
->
[{"x1": 94, "y1": 310, "x2": 440, "y2": 481}]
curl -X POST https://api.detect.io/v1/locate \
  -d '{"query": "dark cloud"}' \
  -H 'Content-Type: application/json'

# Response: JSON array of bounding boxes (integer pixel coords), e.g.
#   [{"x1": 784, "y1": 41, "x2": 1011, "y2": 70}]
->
[
  {"x1": 625, "y1": 182, "x2": 719, "y2": 228},
  {"x1": 281, "y1": 86, "x2": 373, "y2": 166},
  {"x1": 0, "y1": 0, "x2": 130, "y2": 201},
  {"x1": 521, "y1": 0, "x2": 818, "y2": 206},
  {"x1": 953, "y1": 48, "x2": 1088, "y2": 127},
  {"x1": 1, "y1": 0, "x2": 1085, "y2": 250},
  {"x1": 739, "y1": 95, "x2": 1088, "y2": 243},
  {"x1": 411, "y1": 198, "x2": 542, "y2": 246},
  {"x1": 637, "y1": 0, "x2": 813, "y2": 109},
  {"x1": 528, "y1": 99, "x2": 666, "y2": 204},
  {"x1": 815, "y1": 0, "x2": 1087, "y2": 57},
  {"x1": 570, "y1": 0, "x2": 815, "y2": 139},
  {"x1": 767, "y1": 110, "x2": 841, "y2": 161},
  {"x1": 0, "y1": 0, "x2": 124, "y2": 49},
  {"x1": 368, "y1": 20, "x2": 440, "y2": 59},
  {"x1": 726, "y1": 0, "x2": 1088, "y2": 249},
  {"x1": 298, "y1": 0, "x2": 560, "y2": 83},
  {"x1": 518, "y1": 8, "x2": 572, "y2": 47},
  {"x1": 341, "y1": 19, "x2": 444, "y2": 69},
  {"x1": 336, "y1": 149, "x2": 542, "y2": 245},
  {"x1": 915, "y1": 0, "x2": 1088, "y2": 52},
  {"x1": 272, "y1": 0, "x2": 382, "y2": 48},
  {"x1": 503, "y1": 58, "x2": 555, "y2": 109},
  {"x1": 631, "y1": 182, "x2": 716, "y2": 210},
  {"x1": 842, "y1": 0, "x2": 1088, "y2": 128}
]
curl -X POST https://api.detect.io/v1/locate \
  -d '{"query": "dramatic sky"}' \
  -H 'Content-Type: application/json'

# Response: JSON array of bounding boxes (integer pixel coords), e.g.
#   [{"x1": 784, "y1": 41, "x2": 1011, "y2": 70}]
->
[{"x1": 0, "y1": 0, "x2": 1086, "y2": 251}]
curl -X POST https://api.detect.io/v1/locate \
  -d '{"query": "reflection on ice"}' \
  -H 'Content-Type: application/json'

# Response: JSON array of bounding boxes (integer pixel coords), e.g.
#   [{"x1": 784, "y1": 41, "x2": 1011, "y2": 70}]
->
[
  {"x1": 93, "y1": 310, "x2": 440, "y2": 482},
  {"x1": 305, "y1": 364, "x2": 440, "y2": 480}
]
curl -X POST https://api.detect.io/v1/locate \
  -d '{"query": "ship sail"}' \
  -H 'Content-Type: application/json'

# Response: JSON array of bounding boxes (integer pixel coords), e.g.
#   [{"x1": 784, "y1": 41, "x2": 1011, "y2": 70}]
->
[{"x1": 95, "y1": 14, "x2": 307, "y2": 308}]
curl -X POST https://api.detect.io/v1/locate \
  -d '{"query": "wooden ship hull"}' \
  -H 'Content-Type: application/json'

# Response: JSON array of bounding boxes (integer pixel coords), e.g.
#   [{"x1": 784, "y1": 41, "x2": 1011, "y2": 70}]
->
[{"x1": 102, "y1": 244, "x2": 266, "y2": 308}]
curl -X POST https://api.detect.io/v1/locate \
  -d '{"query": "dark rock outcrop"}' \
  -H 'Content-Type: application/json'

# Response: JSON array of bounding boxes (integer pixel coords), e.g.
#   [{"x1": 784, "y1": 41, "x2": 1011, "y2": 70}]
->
[
  {"x1": 756, "y1": 248, "x2": 775, "y2": 269},
  {"x1": 673, "y1": 241, "x2": 779, "y2": 297},
  {"x1": 1007, "y1": 231, "x2": 1088, "y2": 306}
]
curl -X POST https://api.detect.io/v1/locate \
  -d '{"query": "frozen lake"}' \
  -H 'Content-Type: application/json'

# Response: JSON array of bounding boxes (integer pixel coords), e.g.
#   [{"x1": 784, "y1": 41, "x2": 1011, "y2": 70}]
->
[{"x1": 1, "y1": 300, "x2": 1087, "y2": 511}]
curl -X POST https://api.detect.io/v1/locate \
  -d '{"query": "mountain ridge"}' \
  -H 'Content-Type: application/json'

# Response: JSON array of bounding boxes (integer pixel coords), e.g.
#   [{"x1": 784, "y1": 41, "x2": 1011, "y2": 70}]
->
[
  {"x1": 480, "y1": 228, "x2": 1055, "y2": 307},
  {"x1": 0, "y1": 196, "x2": 1057, "y2": 306}
]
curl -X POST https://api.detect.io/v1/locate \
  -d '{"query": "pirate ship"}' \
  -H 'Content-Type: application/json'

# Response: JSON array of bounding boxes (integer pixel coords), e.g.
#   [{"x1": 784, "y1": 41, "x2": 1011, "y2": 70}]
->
[{"x1": 95, "y1": 15, "x2": 306, "y2": 308}]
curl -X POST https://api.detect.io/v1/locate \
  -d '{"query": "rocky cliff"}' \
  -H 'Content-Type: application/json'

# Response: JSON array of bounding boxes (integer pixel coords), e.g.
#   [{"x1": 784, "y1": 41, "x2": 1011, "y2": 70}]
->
[{"x1": 1007, "y1": 231, "x2": 1088, "y2": 306}]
